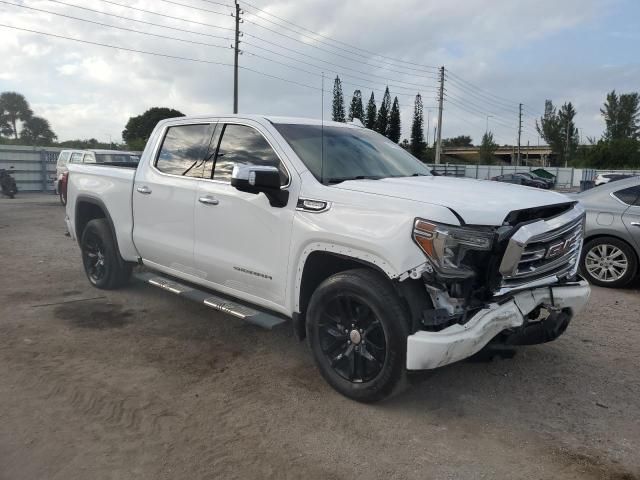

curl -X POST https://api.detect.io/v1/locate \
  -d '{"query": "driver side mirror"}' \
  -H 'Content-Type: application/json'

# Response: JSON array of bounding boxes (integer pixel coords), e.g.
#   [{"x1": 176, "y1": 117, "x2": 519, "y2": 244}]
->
[{"x1": 231, "y1": 165, "x2": 289, "y2": 208}]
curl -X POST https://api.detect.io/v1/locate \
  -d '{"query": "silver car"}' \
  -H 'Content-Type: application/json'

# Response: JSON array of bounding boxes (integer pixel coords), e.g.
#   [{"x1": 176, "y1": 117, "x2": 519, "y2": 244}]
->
[{"x1": 576, "y1": 177, "x2": 640, "y2": 287}]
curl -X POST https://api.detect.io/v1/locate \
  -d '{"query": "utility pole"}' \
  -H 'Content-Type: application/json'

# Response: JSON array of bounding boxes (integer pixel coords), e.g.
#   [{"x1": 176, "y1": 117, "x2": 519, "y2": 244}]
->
[
  {"x1": 564, "y1": 118, "x2": 570, "y2": 168},
  {"x1": 233, "y1": 0, "x2": 241, "y2": 114},
  {"x1": 434, "y1": 66, "x2": 445, "y2": 164},
  {"x1": 426, "y1": 109, "x2": 431, "y2": 146},
  {"x1": 517, "y1": 103, "x2": 523, "y2": 166}
]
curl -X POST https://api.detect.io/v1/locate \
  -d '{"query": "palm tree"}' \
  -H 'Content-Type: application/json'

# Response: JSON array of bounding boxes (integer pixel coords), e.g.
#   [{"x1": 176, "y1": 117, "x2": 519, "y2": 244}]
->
[{"x1": 0, "y1": 92, "x2": 33, "y2": 140}]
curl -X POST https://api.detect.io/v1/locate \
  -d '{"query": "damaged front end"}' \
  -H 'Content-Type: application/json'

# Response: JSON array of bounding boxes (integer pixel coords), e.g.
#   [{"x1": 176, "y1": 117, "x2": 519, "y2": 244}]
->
[{"x1": 403, "y1": 202, "x2": 591, "y2": 370}]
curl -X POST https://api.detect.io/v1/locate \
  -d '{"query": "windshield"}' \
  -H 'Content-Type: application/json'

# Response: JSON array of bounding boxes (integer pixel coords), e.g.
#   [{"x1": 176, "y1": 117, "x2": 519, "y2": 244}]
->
[
  {"x1": 273, "y1": 124, "x2": 430, "y2": 183},
  {"x1": 95, "y1": 153, "x2": 140, "y2": 164}
]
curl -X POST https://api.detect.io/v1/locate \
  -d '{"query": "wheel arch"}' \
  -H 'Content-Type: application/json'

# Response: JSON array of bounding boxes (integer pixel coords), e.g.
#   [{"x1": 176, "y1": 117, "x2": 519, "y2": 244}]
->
[
  {"x1": 75, "y1": 195, "x2": 118, "y2": 250},
  {"x1": 292, "y1": 247, "x2": 428, "y2": 340}
]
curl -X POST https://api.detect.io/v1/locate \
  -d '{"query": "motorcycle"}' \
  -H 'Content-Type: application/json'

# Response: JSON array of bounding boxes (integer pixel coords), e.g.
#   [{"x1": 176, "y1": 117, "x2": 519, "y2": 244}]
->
[{"x1": 0, "y1": 168, "x2": 18, "y2": 199}]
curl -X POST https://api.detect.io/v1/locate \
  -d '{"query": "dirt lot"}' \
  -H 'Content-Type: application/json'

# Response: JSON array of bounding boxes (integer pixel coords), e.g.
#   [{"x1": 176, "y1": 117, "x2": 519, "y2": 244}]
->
[{"x1": 0, "y1": 194, "x2": 638, "y2": 480}]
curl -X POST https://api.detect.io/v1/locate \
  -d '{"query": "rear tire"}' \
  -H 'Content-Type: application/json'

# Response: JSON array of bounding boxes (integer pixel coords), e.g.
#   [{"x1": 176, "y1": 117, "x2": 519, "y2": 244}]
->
[
  {"x1": 81, "y1": 219, "x2": 132, "y2": 289},
  {"x1": 306, "y1": 268, "x2": 409, "y2": 403},
  {"x1": 581, "y1": 236, "x2": 637, "y2": 288}
]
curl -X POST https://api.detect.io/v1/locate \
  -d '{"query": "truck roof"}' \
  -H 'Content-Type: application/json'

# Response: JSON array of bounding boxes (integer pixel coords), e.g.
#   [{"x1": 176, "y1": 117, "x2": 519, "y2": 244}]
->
[{"x1": 160, "y1": 114, "x2": 362, "y2": 129}]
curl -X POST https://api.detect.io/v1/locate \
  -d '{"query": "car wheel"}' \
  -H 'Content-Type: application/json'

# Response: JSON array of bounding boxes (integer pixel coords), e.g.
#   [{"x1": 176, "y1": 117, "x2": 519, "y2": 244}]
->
[
  {"x1": 306, "y1": 268, "x2": 409, "y2": 403},
  {"x1": 59, "y1": 188, "x2": 67, "y2": 206},
  {"x1": 81, "y1": 219, "x2": 132, "y2": 289},
  {"x1": 581, "y1": 237, "x2": 638, "y2": 288}
]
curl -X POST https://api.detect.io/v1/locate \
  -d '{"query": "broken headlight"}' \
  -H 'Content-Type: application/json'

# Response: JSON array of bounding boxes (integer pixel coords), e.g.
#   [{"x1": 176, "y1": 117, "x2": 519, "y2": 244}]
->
[{"x1": 412, "y1": 218, "x2": 494, "y2": 278}]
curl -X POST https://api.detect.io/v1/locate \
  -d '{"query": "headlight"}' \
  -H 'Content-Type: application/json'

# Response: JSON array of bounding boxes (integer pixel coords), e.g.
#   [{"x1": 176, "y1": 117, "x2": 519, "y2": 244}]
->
[{"x1": 413, "y1": 219, "x2": 494, "y2": 278}]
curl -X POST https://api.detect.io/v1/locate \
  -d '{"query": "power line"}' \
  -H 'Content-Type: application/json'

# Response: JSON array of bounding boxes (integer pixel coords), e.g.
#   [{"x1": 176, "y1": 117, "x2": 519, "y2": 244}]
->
[
  {"x1": 1, "y1": 1, "x2": 232, "y2": 48},
  {"x1": 0, "y1": 23, "x2": 321, "y2": 91},
  {"x1": 242, "y1": 17, "x2": 440, "y2": 78},
  {"x1": 89, "y1": 0, "x2": 234, "y2": 31},
  {"x1": 10, "y1": 1, "x2": 437, "y2": 102},
  {"x1": 242, "y1": 48, "x2": 435, "y2": 96},
  {"x1": 46, "y1": 0, "x2": 235, "y2": 37},
  {"x1": 242, "y1": 41, "x2": 438, "y2": 92},
  {"x1": 445, "y1": 75, "x2": 520, "y2": 116},
  {"x1": 444, "y1": 95, "x2": 516, "y2": 131},
  {"x1": 154, "y1": 0, "x2": 231, "y2": 17},
  {"x1": 82, "y1": 0, "x2": 439, "y2": 83},
  {"x1": 28, "y1": 0, "x2": 438, "y2": 96},
  {"x1": 237, "y1": 0, "x2": 439, "y2": 72},
  {"x1": 444, "y1": 93, "x2": 518, "y2": 127},
  {"x1": 242, "y1": 34, "x2": 438, "y2": 85},
  {"x1": 446, "y1": 70, "x2": 521, "y2": 110}
]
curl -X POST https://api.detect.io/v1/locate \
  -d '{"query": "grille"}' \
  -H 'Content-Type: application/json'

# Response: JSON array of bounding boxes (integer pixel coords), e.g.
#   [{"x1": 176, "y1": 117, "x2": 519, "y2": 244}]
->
[{"x1": 499, "y1": 211, "x2": 584, "y2": 291}]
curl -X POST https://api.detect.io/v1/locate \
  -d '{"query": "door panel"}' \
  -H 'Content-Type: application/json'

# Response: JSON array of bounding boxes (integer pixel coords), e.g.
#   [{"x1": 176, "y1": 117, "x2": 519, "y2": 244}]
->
[
  {"x1": 132, "y1": 123, "x2": 215, "y2": 274},
  {"x1": 615, "y1": 185, "x2": 640, "y2": 251},
  {"x1": 195, "y1": 181, "x2": 294, "y2": 305},
  {"x1": 622, "y1": 206, "x2": 640, "y2": 251},
  {"x1": 194, "y1": 122, "x2": 295, "y2": 308}
]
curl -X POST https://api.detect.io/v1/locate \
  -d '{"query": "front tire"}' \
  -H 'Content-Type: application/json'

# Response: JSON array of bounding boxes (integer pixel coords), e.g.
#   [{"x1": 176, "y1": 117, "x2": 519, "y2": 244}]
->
[
  {"x1": 81, "y1": 219, "x2": 132, "y2": 289},
  {"x1": 306, "y1": 268, "x2": 409, "y2": 403},
  {"x1": 581, "y1": 236, "x2": 638, "y2": 288}
]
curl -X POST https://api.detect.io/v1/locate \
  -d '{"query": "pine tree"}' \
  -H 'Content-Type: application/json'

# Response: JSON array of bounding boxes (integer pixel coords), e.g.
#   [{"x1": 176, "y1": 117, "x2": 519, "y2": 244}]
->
[
  {"x1": 410, "y1": 93, "x2": 425, "y2": 157},
  {"x1": 332, "y1": 76, "x2": 346, "y2": 122},
  {"x1": 387, "y1": 97, "x2": 401, "y2": 143},
  {"x1": 376, "y1": 87, "x2": 391, "y2": 135},
  {"x1": 364, "y1": 92, "x2": 377, "y2": 129},
  {"x1": 348, "y1": 90, "x2": 364, "y2": 122},
  {"x1": 601, "y1": 90, "x2": 640, "y2": 140}
]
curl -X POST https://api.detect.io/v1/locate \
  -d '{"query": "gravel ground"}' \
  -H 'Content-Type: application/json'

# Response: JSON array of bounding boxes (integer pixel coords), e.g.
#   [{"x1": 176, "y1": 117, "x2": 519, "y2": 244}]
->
[{"x1": 0, "y1": 193, "x2": 638, "y2": 480}]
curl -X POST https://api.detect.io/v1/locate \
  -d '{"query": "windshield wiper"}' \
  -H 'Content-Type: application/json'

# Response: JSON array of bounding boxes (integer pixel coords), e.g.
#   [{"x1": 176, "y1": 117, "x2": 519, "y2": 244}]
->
[{"x1": 326, "y1": 175, "x2": 381, "y2": 184}]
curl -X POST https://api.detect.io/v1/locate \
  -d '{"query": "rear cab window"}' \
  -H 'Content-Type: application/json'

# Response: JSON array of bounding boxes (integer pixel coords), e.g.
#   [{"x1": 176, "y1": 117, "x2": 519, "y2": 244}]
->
[
  {"x1": 155, "y1": 124, "x2": 216, "y2": 178},
  {"x1": 69, "y1": 152, "x2": 83, "y2": 164}
]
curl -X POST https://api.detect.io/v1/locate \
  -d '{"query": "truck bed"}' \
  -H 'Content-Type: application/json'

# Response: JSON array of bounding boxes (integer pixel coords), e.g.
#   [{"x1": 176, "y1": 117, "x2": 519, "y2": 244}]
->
[{"x1": 66, "y1": 163, "x2": 139, "y2": 261}]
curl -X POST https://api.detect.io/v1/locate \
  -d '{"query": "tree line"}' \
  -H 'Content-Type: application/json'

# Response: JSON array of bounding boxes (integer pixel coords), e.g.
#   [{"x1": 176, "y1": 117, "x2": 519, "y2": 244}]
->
[
  {"x1": 537, "y1": 90, "x2": 640, "y2": 168},
  {"x1": 331, "y1": 77, "x2": 402, "y2": 143}
]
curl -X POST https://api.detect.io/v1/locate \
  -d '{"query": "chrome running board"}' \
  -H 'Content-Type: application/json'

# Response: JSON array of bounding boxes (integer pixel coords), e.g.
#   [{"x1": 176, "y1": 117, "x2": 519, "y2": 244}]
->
[{"x1": 134, "y1": 271, "x2": 286, "y2": 330}]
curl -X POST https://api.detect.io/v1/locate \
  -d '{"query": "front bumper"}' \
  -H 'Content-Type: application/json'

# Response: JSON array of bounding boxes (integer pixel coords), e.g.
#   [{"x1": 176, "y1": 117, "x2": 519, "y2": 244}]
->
[{"x1": 406, "y1": 278, "x2": 590, "y2": 370}]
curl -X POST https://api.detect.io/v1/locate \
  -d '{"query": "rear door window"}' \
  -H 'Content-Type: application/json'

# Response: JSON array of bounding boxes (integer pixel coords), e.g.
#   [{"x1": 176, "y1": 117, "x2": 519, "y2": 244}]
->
[
  {"x1": 212, "y1": 124, "x2": 288, "y2": 185},
  {"x1": 613, "y1": 186, "x2": 640, "y2": 206},
  {"x1": 156, "y1": 124, "x2": 215, "y2": 178}
]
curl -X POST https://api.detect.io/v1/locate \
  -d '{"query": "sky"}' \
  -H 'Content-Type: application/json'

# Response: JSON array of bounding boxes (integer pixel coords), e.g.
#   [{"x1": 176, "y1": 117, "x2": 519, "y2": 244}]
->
[{"x1": 1, "y1": 0, "x2": 639, "y2": 145}]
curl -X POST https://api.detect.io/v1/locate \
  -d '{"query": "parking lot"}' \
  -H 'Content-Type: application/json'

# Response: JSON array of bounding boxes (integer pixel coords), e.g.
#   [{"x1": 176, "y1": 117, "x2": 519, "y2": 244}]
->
[{"x1": 0, "y1": 194, "x2": 638, "y2": 480}]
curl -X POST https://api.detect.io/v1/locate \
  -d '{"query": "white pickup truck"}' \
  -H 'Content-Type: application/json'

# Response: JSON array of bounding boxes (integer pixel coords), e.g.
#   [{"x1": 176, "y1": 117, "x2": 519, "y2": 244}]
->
[{"x1": 66, "y1": 115, "x2": 590, "y2": 402}]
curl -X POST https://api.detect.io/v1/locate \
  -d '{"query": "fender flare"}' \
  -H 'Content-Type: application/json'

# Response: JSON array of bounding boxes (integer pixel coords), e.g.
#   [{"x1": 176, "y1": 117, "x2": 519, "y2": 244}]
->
[
  {"x1": 292, "y1": 241, "x2": 399, "y2": 312},
  {"x1": 74, "y1": 194, "x2": 120, "y2": 250}
]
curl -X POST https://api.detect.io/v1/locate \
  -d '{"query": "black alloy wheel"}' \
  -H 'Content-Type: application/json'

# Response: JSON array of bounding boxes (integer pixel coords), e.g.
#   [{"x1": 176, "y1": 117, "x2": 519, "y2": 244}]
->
[
  {"x1": 306, "y1": 268, "x2": 409, "y2": 403},
  {"x1": 82, "y1": 230, "x2": 108, "y2": 285},
  {"x1": 318, "y1": 294, "x2": 387, "y2": 383}
]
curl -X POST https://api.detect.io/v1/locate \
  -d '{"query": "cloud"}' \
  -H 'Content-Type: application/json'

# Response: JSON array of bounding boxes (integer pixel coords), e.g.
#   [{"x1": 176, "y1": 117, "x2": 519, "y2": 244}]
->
[{"x1": 0, "y1": 0, "x2": 634, "y2": 145}]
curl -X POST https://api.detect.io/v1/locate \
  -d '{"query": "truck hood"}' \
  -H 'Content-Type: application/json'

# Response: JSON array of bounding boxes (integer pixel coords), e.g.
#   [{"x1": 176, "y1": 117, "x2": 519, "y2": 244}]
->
[{"x1": 334, "y1": 175, "x2": 571, "y2": 226}]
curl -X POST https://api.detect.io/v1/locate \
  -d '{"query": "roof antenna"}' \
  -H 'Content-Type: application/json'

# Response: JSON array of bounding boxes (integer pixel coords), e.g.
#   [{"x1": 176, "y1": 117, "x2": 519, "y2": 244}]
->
[{"x1": 320, "y1": 71, "x2": 325, "y2": 185}]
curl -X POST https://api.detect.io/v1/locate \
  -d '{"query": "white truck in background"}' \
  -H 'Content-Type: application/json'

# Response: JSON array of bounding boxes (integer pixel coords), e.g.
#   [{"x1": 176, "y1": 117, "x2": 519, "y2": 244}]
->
[{"x1": 65, "y1": 115, "x2": 590, "y2": 402}]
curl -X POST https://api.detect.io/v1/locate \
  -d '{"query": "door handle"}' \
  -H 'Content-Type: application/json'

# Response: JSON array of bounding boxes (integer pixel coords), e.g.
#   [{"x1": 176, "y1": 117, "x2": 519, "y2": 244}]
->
[
  {"x1": 136, "y1": 185, "x2": 152, "y2": 194},
  {"x1": 198, "y1": 195, "x2": 219, "y2": 205},
  {"x1": 631, "y1": 222, "x2": 640, "y2": 227}
]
